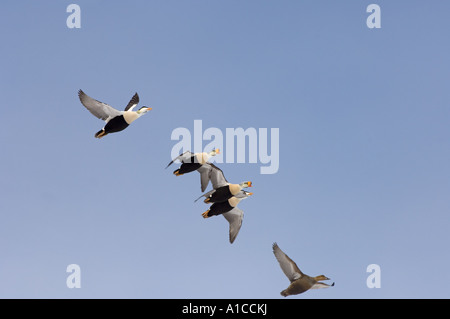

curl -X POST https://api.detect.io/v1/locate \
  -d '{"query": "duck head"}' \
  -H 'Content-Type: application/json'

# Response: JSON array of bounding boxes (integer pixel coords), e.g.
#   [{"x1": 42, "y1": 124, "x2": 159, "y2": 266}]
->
[
  {"x1": 239, "y1": 181, "x2": 252, "y2": 188},
  {"x1": 209, "y1": 148, "x2": 220, "y2": 156},
  {"x1": 229, "y1": 190, "x2": 253, "y2": 206},
  {"x1": 241, "y1": 190, "x2": 253, "y2": 198},
  {"x1": 314, "y1": 275, "x2": 331, "y2": 281},
  {"x1": 137, "y1": 106, "x2": 152, "y2": 115}
]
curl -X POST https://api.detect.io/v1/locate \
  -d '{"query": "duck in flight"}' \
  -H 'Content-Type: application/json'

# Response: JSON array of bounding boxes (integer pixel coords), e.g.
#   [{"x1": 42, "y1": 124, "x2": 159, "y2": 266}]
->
[
  {"x1": 201, "y1": 190, "x2": 252, "y2": 219},
  {"x1": 166, "y1": 149, "x2": 220, "y2": 192},
  {"x1": 272, "y1": 242, "x2": 334, "y2": 296},
  {"x1": 78, "y1": 90, "x2": 152, "y2": 138},
  {"x1": 194, "y1": 163, "x2": 252, "y2": 204},
  {"x1": 202, "y1": 190, "x2": 253, "y2": 244}
]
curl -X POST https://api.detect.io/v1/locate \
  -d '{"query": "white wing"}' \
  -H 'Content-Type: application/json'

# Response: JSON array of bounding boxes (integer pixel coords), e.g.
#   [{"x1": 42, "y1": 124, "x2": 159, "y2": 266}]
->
[
  {"x1": 272, "y1": 243, "x2": 303, "y2": 282},
  {"x1": 78, "y1": 90, "x2": 122, "y2": 122},
  {"x1": 222, "y1": 207, "x2": 244, "y2": 244}
]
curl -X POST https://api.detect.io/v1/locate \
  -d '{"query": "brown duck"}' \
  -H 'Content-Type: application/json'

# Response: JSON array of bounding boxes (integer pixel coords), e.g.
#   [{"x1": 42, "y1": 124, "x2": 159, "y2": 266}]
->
[{"x1": 272, "y1": 243, "x2": 334, "y2": 296}]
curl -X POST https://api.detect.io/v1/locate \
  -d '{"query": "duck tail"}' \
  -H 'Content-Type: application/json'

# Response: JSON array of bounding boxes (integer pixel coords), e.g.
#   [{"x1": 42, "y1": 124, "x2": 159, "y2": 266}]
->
[
  {"x1": 173, "y1": 169, "x2": 183, "y2": 176},
  {"x1": 95, "y1": 129, "x2": 107, "y2": 138},
  {"x1": 202, "y1": 210, "x2": 211, "y2": 218}
]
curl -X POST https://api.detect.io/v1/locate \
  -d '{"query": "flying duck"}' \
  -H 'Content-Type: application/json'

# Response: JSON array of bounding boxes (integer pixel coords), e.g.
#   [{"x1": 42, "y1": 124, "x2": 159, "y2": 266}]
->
[
  {"x1": 166, "y1": 149, "x2": 220, "y2": 192},
  {"x1": 202, "y1": 190, "x2": 252, "y2": 244},
  {"x1": 272, "y1": 242, "x2": 334, "y2": 297},
  {"x1": 194, "y1": 163, "x2": 252, "y2": 204},
  {"x1": 78, "y1": 89, "x2": 152, "y2": 138},
  {"x1": 202, "y1": 190, "x2": 252, "y2": 218}
]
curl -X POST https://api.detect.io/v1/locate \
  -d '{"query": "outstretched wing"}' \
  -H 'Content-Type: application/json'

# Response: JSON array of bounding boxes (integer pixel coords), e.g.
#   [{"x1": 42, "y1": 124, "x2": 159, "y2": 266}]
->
[
  {"x1": 272, "y1": 243, "x2": 304, "y2": 282},
  {"x1": 197, "y1": 163, "x2": 212, "y2": 192},
  {"x1": 165, "y1": 151, "x2": 194, "y2": 169},
  {"x1": 78, "y1": 90, "x2": 122, "y2": 122},
  {"x1": 195, "y1": 162, "x2": 228, "y2": 193},
  {"x1": 208, "y1": 163, "x2": 229, "y2": 189},
  {"x1": 124, "y1": 92, "x2": 139, "y2": 111},
  {"x1": 222, "y1": 207, "x2": 244, "y2": 244}
]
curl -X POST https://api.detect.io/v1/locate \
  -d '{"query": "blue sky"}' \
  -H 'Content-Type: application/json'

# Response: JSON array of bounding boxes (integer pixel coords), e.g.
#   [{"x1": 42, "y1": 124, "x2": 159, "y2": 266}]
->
[{"x1": 1, "y1": 1, "x2": 449, "y2": 299}]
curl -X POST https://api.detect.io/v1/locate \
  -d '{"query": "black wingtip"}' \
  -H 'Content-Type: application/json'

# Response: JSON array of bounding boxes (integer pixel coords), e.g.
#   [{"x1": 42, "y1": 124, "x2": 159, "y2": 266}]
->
[
  {"x1": 78, "y1": 89, "x2": 86, "y2": 102},
  {"x1": 165, "y1": 161, "x2": 174, "y2": 169},
  {"x1": 124, "y1": 92, "x2": 140, "y2": 111}
]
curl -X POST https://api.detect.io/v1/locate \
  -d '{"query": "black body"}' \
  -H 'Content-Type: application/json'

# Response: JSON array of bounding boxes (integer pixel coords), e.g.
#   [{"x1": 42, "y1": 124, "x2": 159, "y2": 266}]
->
[
  {"x1": 207, "y1": 201, "x2": 234, "y2": 217},
  {"x1": 175, "y1": 162, "x2": 202, "y2": 175},
  {"x1": 95, "y1": 115, "x2": 129, "y2": 137},
  {"x1": 207, "y1": 186, "x2": 232, "y2": 203},
  {"x1": 104, "y1": 115, "x2": 129, "y2": 134},
  {"x1": 175, "y1": 155, "x2": 203, "y2": 174}
]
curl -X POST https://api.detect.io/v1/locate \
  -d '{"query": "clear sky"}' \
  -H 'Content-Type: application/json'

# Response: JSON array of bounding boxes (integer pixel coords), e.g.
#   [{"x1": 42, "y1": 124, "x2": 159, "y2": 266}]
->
[{"x1": 1, "y1": 1, "x2": 449, "y2": 299}]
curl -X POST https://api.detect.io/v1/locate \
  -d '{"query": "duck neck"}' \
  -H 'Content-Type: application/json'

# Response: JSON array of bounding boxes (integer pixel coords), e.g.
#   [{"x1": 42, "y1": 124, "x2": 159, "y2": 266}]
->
[
  {"x1": 228, "y1": 196, "x2": 241, "y2": 207},
  {"x1": 123, "y1": 111, "x2": 139, "y2": 124},
  {"x1": 229, "y1": 184, "x2": 242, "y2": 195}
]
